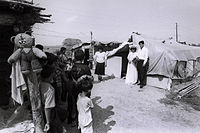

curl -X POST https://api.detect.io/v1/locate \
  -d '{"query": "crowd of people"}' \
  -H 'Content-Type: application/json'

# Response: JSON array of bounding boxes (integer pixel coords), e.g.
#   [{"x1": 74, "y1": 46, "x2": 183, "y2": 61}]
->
[
  {"x1": 15, "y1": 39, "x2": 148, "y2": 133},
  {"x1": 35, "y1": 45, "x2": 94, "y2": 133}
]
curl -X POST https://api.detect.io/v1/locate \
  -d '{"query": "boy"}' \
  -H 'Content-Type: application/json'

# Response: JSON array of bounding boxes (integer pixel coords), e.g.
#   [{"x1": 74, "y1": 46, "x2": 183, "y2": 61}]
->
[
  {"x1": 39, "y1": 65, "x2": 55, "y2": 132},
  {"x1": 71, "y1": 49, "x2": 91, "y2": 81},
  {"x1": 43, "y1": 55, "x2": 67, "y2": 133},
  {"x1": 69, "y1": 49, "x2": 92, "y2": 126}
]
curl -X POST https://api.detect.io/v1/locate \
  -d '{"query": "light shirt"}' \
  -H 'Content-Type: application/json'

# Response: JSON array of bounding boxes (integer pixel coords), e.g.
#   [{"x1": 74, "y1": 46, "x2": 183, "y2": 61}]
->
[
  {"x1": 94, "y1": 51, "x2": 107, "y2": 63},
  {"x1": 137, "y1": 46, "x2": 148, "y2": 65},
  {"x1": 77, "y1": 94, "x2": 94, "y2": 127},
  {"x1": 40, "y1": 82, "x2": 55, "y2": 109}
]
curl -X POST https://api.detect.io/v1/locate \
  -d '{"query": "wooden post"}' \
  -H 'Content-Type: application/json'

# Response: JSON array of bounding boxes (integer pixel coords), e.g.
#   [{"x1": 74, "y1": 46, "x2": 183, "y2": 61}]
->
[
  {"x1": 25, "y1": 71, "x2": 44, "y2": 133},
  {"x1": 89, "y1": 31, "x2": 94, "y2": 69}
]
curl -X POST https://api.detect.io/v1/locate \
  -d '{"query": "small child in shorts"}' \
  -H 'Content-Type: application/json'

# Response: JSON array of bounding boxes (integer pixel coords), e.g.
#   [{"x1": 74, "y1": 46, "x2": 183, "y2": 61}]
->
[{"x1": 76, "y1": 75, "x2": 94, "y2": 133}]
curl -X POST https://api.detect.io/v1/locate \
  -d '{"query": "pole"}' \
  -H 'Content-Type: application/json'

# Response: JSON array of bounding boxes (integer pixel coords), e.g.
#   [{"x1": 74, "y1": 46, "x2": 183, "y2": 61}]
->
[
  {"x1": 89, "y1": 31, "x2": 94, "y2": 69},
  {"x1": 176, "y1": 23, "x2": 178, "y2": 42},
  {"x1": 90, "y1": 31, "x2": 93, "y2": 42}
]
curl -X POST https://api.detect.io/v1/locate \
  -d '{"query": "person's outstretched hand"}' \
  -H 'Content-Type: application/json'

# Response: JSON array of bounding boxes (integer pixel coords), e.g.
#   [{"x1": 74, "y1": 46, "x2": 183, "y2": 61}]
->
[{"x1": 44, "y1": 123, "x2": 50, "y2": 132}]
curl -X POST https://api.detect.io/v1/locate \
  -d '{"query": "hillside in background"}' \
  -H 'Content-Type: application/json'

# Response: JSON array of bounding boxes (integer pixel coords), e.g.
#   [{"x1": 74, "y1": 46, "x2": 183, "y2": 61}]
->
[
  {"x1": 43, "y1": 38, "x2": 82, "y2": 56},
  {"x1": 62, "y1": 38, "x2": 82, "y2": 57},
  {"x1": 44, "y1": 45, "x2": 61, "y2": 54}
]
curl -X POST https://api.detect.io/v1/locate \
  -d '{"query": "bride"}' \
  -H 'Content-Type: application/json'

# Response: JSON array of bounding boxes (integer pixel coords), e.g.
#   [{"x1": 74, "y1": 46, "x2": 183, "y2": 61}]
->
[{"x1": 125, "y1": 45, "x2": 138, "y2": 85}]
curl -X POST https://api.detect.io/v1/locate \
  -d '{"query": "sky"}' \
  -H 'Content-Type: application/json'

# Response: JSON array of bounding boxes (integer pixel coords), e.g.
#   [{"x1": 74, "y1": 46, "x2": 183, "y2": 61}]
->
[{"x1": 33, "y1": 0, "x2": 200, "y2": 46}]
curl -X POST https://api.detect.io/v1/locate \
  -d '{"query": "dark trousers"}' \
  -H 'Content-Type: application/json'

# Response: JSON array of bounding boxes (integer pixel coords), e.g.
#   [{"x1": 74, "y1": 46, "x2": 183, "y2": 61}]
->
[{"x1": 137, "y1": 59, "x2": 149, "y2": 85}]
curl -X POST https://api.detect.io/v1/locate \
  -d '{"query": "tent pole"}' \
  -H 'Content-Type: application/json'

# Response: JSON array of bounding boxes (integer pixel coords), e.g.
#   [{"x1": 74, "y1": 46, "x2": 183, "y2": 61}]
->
[{"x1": 176, "y1": 23, "x2": 178, "y2": 42}]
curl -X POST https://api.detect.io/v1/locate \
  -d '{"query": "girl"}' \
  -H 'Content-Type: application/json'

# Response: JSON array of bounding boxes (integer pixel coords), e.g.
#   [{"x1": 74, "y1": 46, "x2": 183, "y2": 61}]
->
[{"x1": 76, "y1": 75, "x2": 94, "y2": 133}]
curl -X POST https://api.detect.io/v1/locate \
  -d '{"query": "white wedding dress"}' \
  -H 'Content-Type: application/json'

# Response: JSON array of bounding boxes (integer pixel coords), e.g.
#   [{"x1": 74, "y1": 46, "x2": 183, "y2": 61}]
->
[{"x1": 125, "y1": 51, "x2": 138, "y2": 85}]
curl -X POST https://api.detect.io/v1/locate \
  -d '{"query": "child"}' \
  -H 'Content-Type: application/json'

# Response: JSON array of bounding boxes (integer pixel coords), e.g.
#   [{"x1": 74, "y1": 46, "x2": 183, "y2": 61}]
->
[
  {"x1": 76, "y1": 75, "x2": 94, "y2": 133},
  {"x1": 69, "y1": 49, "x2": 92, "y2": 127},
  {"x1": 43, "y1": 54, "x2": 67, "y2": 133},
  {"x1": 58, "y1": 47, "x2": 68, "y2": 64},
  {"x1": 71, "y1": 49, "x2": 91, "y2": 81},
  {"x1": 39, "y1": 65, "x2": 56, "y2": 132}
]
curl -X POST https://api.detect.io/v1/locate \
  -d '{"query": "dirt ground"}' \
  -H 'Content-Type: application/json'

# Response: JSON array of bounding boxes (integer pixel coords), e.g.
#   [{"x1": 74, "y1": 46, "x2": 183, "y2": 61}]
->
[
  {"x1": 91, "y1": 78, "x2": 200, "y2": 133},
  {"x1": 1, "y1": 77, "x2": 200, "y2": 133}
]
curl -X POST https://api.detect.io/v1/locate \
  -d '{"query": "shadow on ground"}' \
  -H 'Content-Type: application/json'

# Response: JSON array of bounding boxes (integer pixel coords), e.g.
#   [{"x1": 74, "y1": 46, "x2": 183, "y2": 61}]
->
[
  {"x1": 0, "y1": 96, "x2": 116, "y2": 133},
  {"x1": 93, "y1": 75, "x2": 115, "y2": 84},
  {"x1": 92, "y1": 96, "x2": 116, "y2": 133},
  {"x1": 158, "y1": 97, "x2": 178, "y2": 106}
]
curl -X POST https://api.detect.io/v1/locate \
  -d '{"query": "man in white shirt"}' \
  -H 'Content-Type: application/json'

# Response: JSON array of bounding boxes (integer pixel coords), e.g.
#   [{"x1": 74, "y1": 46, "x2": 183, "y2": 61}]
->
[{"x1": 137, "y1": 40, "x2": 149, "y2": 88}]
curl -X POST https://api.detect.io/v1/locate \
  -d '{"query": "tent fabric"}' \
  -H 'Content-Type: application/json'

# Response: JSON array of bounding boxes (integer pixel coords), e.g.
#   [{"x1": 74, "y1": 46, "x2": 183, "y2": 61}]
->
[
  {"x1": 147, "y1": 76, "x2": 172, "y2": 90},
  {"x1": 108, "y1": 35, "x2": 200, "y2": 78},
  {"x1": 132, "y1": 35, "x2": 200, "y2": 78}
]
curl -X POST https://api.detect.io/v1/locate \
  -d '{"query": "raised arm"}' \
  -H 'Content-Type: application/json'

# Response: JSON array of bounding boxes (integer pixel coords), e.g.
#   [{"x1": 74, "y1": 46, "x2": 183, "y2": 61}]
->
[{"x1": 106, "y1": 41, "x2": 130, "y2": 57}]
